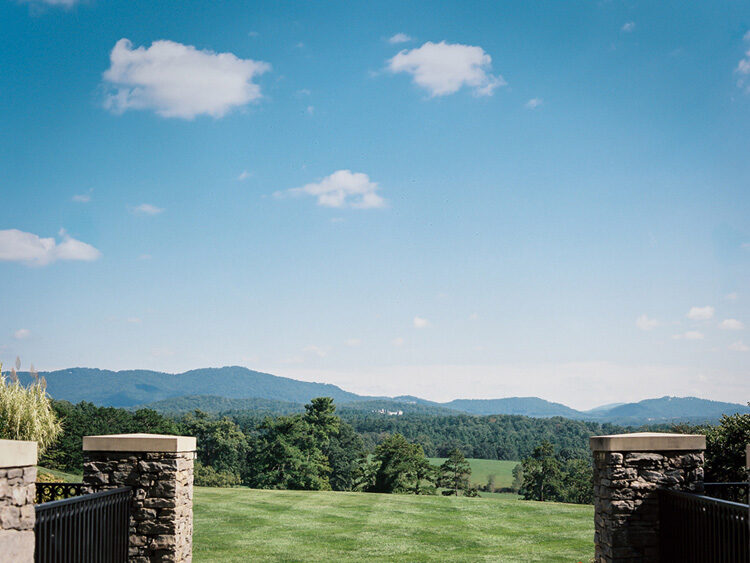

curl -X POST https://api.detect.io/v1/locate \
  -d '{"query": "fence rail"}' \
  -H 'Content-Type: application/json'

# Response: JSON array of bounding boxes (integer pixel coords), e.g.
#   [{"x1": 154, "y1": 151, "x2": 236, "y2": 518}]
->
[
  {"x1": 659, "y1": 488, "x2": 749, "y2": 563},
  {"x1": 35, "y1": 482, "x2": 93, "y2": 504},
  {"x1": 35, "y1": 487, "x2": 131, "y2": 563},
  {"x1": 703, "y1": 481, "x2": 749, "y2": 504}
]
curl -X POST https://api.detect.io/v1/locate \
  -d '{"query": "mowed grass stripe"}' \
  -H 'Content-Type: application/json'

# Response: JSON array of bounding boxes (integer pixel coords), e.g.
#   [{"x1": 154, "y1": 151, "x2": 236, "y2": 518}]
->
[{"x1": 193, "y1": 487, "x2": 593, "y2": 562}]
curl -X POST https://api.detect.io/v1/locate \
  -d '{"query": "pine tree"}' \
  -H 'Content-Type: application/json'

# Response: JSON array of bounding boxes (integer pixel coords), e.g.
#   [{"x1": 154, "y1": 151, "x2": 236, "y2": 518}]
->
[{"x1": 439, "y1": 448, "x2": 471, "y2": 496}]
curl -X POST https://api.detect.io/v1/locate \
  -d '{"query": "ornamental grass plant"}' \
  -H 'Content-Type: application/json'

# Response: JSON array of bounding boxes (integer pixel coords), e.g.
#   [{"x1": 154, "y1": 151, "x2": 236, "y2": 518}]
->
[{"x1": 0, "y1": 361, "x2": 62, "y2": 454}]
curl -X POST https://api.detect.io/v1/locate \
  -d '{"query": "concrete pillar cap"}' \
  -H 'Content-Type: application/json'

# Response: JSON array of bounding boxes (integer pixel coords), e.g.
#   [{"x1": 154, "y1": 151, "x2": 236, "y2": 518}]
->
[
  {"x1": 589, "y1": 432, "x2": 705, "y2": 452},
  {"x1": 0, "y1": 439, "x2": 37, "y2": 468},
  {"x1": 83, "y1": 433, "x2": 196, "y2": 453}
]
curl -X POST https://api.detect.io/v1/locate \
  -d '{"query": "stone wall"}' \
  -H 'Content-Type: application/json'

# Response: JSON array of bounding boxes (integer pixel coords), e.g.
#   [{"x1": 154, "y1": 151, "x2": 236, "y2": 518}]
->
[
  {"x1": 83, "y1": 434, "x2": 196, "y2": 563},
  {"x1": 590, "y1": 432, "x2": 706, "y2": 563},
  {"x1": 0, "y1": 439, "x2": 38, "y2": 563}
]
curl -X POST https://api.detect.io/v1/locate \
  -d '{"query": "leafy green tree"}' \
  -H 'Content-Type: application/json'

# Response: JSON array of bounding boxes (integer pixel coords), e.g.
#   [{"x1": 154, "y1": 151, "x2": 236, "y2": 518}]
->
[
  {"x1": 703, "y1": 412, "x2": 750, "y2": 483},
  {"x1": 327, "y1": 421, "x2": 365, "y2": 491},
  {"x1": 370, "y1": 434, "x2": 427, "y2": 493},
  {"x1": 411, "y1": 455, "x2": 437, "y2": 495},
  {"x1": 179, "y1": 410, "x2": 247, "y2": 478},
  {"x1": 519, "y1": 441, "x2": 561, "y2": 502},
  {"x1": 193, "y1": 461, "x2": 242, "y2": 487},
  {"x1": 439, "y1": 448, "x2": 471, "y2": 496},
  {"x1": 558, "y1": 458, "x2": 593, "y2": 504},
  {"x1": 511, "y1": 463, "x2": 524, "y2": 492},
  {"x1": 39, "y1": 400, "x2": 177, "y2": 472},
  {"x1": 249, "y1": 414, "x2": 331, "y2": 490},
  {"x1": 303, "y1": 397, "x2": 339, "y2": 447}
]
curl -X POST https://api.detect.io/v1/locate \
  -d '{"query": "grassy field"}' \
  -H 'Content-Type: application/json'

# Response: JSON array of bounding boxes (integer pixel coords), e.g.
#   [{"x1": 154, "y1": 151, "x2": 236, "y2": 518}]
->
[
  {"x1": 427, "y1": 457, "x2": 519, "y2": 496},
  {"x1": 194, "y1": 487, "x2": 593, "y2": 562},
  {"x1": 37, "y1": 467, "x2": 82, "y2": 482}
]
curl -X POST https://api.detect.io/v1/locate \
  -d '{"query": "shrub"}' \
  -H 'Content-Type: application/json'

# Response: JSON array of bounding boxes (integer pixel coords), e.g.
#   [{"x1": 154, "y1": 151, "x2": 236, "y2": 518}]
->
[
  {"x1": 193, "y1": 461, "x2": 242, "y2": 487},
  {"x1": 0, "y1": 363, "x2": 62, "y2": 454}
]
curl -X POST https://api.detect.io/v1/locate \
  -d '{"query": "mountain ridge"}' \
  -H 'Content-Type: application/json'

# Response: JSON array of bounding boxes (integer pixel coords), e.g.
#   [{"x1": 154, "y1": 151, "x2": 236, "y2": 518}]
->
[{"x1": 11, "y1": 366, "x2": 749, "y2": 425}]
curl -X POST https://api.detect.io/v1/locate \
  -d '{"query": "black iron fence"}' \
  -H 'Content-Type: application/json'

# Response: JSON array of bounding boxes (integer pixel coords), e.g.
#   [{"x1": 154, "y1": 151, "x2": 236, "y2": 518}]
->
[
  {"x1": 703, "y1": 481, "x2": 749, "y2": 504},
  {"x1": 659, "y1": 488, "x2": 749, "y2": 563},
  {"x1": 35, "y1": 482, "x2": 92, "y2": 504},
  {"x1": 34, "y1": 487, "x2": 131, "y2": 563}
]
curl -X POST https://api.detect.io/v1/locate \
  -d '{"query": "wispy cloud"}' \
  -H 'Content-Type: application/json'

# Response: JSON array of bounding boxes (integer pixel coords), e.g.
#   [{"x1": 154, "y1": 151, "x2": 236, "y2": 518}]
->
[
  {"x1": 13, "y1": 329, "x2": 31, "y2": 340},
  {"x1": 20, "y1": 0, "x2": 80, "y2": 7},
  {"x1": 728, "y1": 341, "x2": 749, "y2": 352},
  {"x1": 725, "y1": 292, "x2": 739, "y2": 301},
  {"x1": 413, "y1": 316, "x2": 430, "y2": 328},
  {"x1": 103, "y1": 39, "x2": 270, "y2": 119},
  {"x1": 237, "y1": 170, "x2": 252, "y2": 181},
  {"x1": 621, "y1": 22, "x2": 636, "y2": 33},
  {"x1": 388, "y1": 33, "x2": 412, "y2": 44},
  {"x1": 72, "y1": 189, "x2": 93, "y2": 203},
  {"x1": 636, "y1": 314, "x2": 659, "y2": 331},
  {"x1": 131, "y1": 203, "x2": 163, "y2": 216},
  {"x1": 303, "y1": 345, "x2": 327, "y2": 358},
  {"x1": 345, "y1": 338, "x2": 362, "y2": 347},
  {"x1": 276, "y1": 170, "x2": 386, "y2": 209},
  {"x1": 719, "y1": 318, "x2": 744, "y2": 330},
  {"x1": 524, "y1": 98, "x2": 543, "y2": 110},
  {"x1": 736, "y1": 32, "x2": 750, "y2": 92},
  {"x1": 687, "y1": 306, "x2": 714, "y2": 320},
  {"x1": 392, "y1": 337, "x2": 405, "y2": 347},
  {"x1": 388, "y1": 41, "x2": 505, "y2": 97},
  {"x1": 0, "y1": 229, "x2": 101, "y2": 266},
  {"x1": 673, "y1": 331, "x2": 704, "y2": 340}
]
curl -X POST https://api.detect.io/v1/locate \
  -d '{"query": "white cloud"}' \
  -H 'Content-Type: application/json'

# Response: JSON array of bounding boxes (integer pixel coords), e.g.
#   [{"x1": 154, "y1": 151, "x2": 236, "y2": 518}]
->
[
  {"x1": 388, "y1": 33, "x2": 412, "y2": 44},
  {"x1": 636, "y1": 314, "x2": 659, "y2": 331},
  {"x1": 303, "y1": 345, "x2": 327, "y2": 358},
  {"x1": 103, "y1": 38, "x2": 271, "y2": 119},
  {"x1": 621, "y1": 22, "x2": 636, "y2": 33},
  {"x1": 687, "y1": 306, "x2": 714, "y2": 320},
  {"x1": 72, "y1": 190, "x2": 92, "y2": 203},
  {"x1": 278, "y1": 170, "x2": 386, "y2": 209},
  {"x1": 413, "y1": 316, "x2": 430, "y2": 329},
  {"x1": 306, "y1": 105, "x2": 315, "y2": 115},
  {"x1": 392, "y1": 337, "x2": 405, "y2": 347},
  {"x1": 388, "y1": 41, "x2": 506, "y2": 97},
  {"x1": 726, "y1": 292, "x2": 739, "y2": 301},
  {"x1": 13, "y1": 329, "x2": 31, "y2": 340},
  {"x1": 737, "y1": 35, "x2": 750, "y2": 91},
  {"x1": 237, "y1": 170, "x2": 252, "y2": 181},
  {"x1": 525, "y1": 98, "x2": 543, "y2": 109},
  {"x1": 0, "y1": 229, "x2": 101, "y2": 266},
  {"x1": 673, "y1": 331, "x2": 704, "y2": 340},
  {"x1": 729, "y1": 341, "x2": 749, "y2": 352},
  {"x1": 720, "y1": 319, "x2": 744, "y2": 330},
  {"x1": 345, "y1": 338, "x2": 362, "y2": 347},
  {"x1": 21, "y1": 0, "x2": 79, "y2": 6},
  {"x1": 132, "y1": 203, "x2": 163, "y2": 216}
]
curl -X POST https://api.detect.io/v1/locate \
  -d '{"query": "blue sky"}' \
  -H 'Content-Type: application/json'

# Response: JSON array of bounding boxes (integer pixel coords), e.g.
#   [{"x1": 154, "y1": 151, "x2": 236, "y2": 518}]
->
[{"x1": 1, "y1": 0, "x2": 749, "y2": 408}]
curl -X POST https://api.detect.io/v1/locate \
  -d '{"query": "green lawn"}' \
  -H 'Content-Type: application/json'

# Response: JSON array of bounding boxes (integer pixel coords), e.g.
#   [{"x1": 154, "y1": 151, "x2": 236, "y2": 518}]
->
[
  {"x1": 427, "y1": 457, "x2": 520, "y2": 497},
  {"x1": 194, "y1": 487, "x2": 594, "y2": 562}
]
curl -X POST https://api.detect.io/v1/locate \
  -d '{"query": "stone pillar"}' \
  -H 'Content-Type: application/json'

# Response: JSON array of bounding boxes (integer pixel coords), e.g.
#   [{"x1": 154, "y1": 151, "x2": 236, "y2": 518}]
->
[
  {"x1": 82, "y1": 433, "x2": 196, "y2": 563},
  {"x1": 0, "y1": 439, "x2": 37, "y2": 562},
  {"x1": 590, "y1": 432, "x2": 705, "y2": 563}
]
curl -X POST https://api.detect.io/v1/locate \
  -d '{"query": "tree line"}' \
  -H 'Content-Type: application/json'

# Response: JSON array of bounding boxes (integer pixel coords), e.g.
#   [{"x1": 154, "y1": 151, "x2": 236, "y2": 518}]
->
[{"x1": 34, "y1": 395, "x2": 750, "y2": 505}]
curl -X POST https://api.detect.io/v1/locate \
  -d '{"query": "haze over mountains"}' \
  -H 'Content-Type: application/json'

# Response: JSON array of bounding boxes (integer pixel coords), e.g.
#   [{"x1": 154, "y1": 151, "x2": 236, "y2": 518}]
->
[{"x1": 14, "y1": 366, "x2": 750, "y2": 426}]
